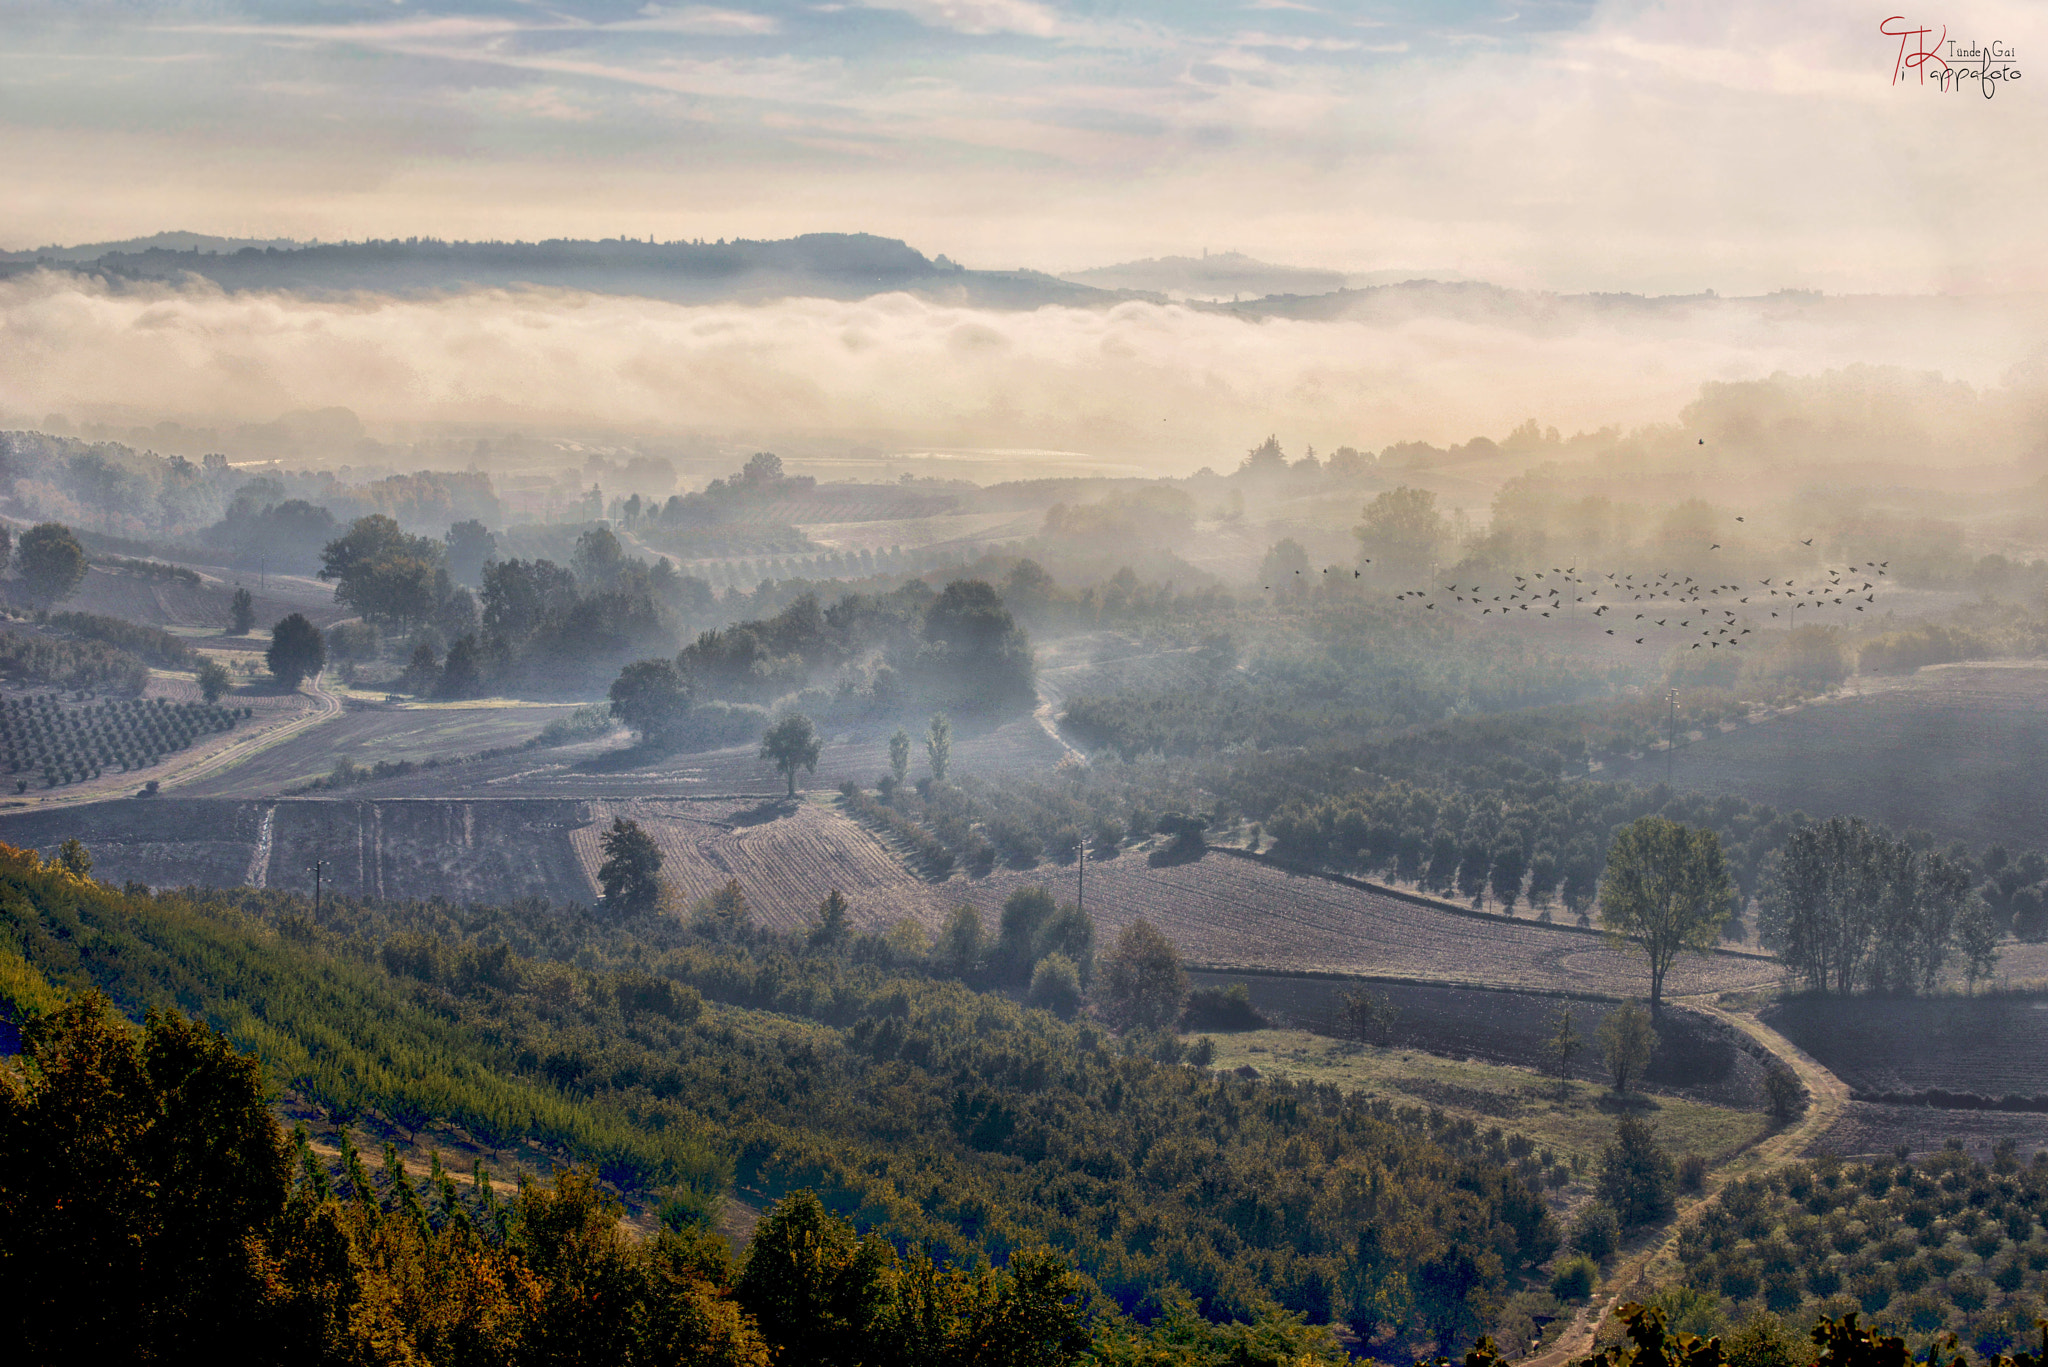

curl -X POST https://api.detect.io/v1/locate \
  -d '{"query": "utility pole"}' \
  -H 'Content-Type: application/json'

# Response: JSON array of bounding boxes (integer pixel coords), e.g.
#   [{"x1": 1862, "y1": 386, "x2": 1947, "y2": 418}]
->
[
  {"x1": 1076, "y1": 839, "x2": 1085, "y2": 915},
  {"x1": 1666, "y1": 687, "x2": 1678, "y2": 787},
  {"x1": 308, "y1": 859, "x2": 327, "y2": 920}
]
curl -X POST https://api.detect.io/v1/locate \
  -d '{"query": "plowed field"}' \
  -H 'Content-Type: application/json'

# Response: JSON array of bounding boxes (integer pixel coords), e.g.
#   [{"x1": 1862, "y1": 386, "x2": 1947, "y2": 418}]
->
[
  {"x1": 570, "y1": 798, "x2": 955, "y2": 932},
  {"x1": 935, "y1": 850, "x2": 1783, "y2": 996}
]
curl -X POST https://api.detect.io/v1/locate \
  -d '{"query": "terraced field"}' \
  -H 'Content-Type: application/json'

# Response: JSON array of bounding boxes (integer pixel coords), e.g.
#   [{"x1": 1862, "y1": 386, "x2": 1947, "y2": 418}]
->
[
  {"x1": 570, "y1": 798, "x2": 957, "y2": 932},
  {"x1": 940, "y1": 849, "x2": 1784, "y2": 996}
]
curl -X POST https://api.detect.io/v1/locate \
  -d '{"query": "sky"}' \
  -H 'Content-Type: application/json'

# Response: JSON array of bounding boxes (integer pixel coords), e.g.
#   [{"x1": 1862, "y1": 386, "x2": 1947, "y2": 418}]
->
[{"x1": 3, "y1": 0, "x2": 2042, "y2": 294}]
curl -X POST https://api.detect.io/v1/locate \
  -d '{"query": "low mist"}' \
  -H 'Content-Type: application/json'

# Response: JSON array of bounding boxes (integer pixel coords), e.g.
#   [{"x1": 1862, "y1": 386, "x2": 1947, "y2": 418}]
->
[{"x1": 4, "y1": 270, "x2": 2045, "y2": 476}]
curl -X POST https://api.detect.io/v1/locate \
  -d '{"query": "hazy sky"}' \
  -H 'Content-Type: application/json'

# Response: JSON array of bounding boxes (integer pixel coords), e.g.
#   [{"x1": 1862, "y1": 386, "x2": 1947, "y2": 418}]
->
[{"x1": 4, "y1": 0, "x2": 2042, "y2": 293}]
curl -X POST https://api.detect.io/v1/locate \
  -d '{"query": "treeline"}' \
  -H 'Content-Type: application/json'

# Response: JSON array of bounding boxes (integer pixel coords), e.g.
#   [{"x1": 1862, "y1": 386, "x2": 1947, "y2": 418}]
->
[
  {"x1": 608, "y1": 578, "x2": 1035, "y2": 743},
  {"x1": 0, "y1": 845, "x2": 1559, "y2": 1349},
  {"x1": 1758, "y1": 817, "x2": 1999, "y2": 994},
  {"x1": 44, "y1": 608, "x2": 193, "y2": 667},
  {"x1": 0, "y1": 627, "x2": 150, "y2": 694}
]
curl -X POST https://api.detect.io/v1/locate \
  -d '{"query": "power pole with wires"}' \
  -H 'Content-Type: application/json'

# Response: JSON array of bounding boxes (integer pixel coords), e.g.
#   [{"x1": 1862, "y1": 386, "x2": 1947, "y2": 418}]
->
[
  {"x1": 1666, "y1": 687, "x2": 1679, "y2": 787},
  {"x1": 308, "y1": 859, "x2": 328, "y2": 920}
]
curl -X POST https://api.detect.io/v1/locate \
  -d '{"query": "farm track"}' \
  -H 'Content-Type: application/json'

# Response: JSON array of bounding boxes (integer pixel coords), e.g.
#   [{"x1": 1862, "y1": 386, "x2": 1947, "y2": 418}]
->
[
  {"x1": 1524, "y1": 1002, "x2": 1849, "y2": 1366},
  {"x1": 0, "y1": 676, "x2": 341, "y2": 817}
]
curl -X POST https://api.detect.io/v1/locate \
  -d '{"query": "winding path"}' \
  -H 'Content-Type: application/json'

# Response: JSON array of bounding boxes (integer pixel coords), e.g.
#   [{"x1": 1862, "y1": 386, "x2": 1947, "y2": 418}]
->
[{"x1": 1524, "y1": 1001, "x2": 1850, "y2": 1365}]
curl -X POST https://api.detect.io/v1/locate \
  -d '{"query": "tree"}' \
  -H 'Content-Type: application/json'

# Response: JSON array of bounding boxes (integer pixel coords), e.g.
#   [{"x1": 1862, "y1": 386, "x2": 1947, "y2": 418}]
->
[
  {"x1": 265, "y1": 613, "x2": 325, "y2": 688},
  {"x1": 935, "y1": 904, "x2": 983, "y2": 976},
  {"x1": 1757, "y1": 816, "x2": 1991, "y2": 996},
  {"x1": 1543, "y1": 1004, "x2": 1582, "y2": 1095},
  {"x1": 16, "y1": 522, "x2": 88, "y2": 606},
  {"x1": 1597, "y1": 816, "x2": 1733, "y2": 1016},
  {"x1": 925, "y1": 713, "x2": 951, "y2": 782},
  {"x1": 1597, "y1": 1000, "x2": 1658, "y2": 1094},
  {"x1": 610, "y1": 659, "x2": 693, "y2": 746},
  {"x1": 196, "y1": 658, "x2": 232, "y2": 704},
  {"x1": 572, "y1": 526, "x2": 629, "y2": 588},
  {"x1": 889, "y1": 729, "x2": 911, "y2": 787},
  {"x1": 1355, "y1": 487, "x2": 1446, "y2": 580},
  {"x1": 1491, "y1": 841, "x2": 1528, "y2": 915},
  {"x1": 228, "y1": 587, "x2": 256, "y2": 635},
  {"x1": 1098, "y1": 919, "x2": 1187, "y2": 1031},
  {"x1": 319, "y1": 515, "x2": 446, "y2": 627},
  {"x1": 736, "y1": 1190, "x2": 896, "y2": 1367},
  {"x1": 1337, "y1": 989, "x2": 1399, "y2": 1045},
  {"x1": 997, "y1": 886, "x2": 1058, "y2": 983},
  {"x1": 760, "y1": 713, "x2": 824, "y2": 797},
  {"x1": 1027, "y1": 954, "x2": 1083, "y2": 1020},
  {"x1": 438, "y1": 634, "x2": 483, "y2": 698},
  {"x1": 56, "y1": 838, "x2": 92, "y2": 879},
  {"x1": 402, "y1": 639, "x2": 441, "y2": 695},
  {"x1": 809, "y1": 890, "x2": 852, "y2": 951},
  {"x1": 445, "y1": 518, "x2": 497, "y2": 586},
  {"x1": 921, "y1": 580, "x2": 1033, "y2": 709},
  {"x1": 0, "y1": 992, "x2": 297, "y2": 1363},
  {"x1": 1597, "y1": 1115, "x2": 1676, "y2": 1227},
  {"x1": 597, "y1": 817, "x2": 663, "y2": 915}
]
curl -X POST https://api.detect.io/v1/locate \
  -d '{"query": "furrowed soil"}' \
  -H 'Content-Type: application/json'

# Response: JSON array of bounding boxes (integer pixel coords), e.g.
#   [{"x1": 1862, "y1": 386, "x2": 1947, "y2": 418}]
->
[
  {"x1": 1763, "y1": 993, "x2": 2048, "y2": 1097},
  {"x1": 1600, "y1": 663, "x2": 2048, "y2": 851},
  {"x1": 937, "y1": 850, "x2": 1783, "y2": 996}
]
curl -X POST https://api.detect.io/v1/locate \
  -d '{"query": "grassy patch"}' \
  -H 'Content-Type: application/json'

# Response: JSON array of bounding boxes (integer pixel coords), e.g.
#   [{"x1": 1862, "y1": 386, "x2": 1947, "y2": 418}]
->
[{"x1": 1197, "y1": 1028, "x2": 1766, "y2": 1166}]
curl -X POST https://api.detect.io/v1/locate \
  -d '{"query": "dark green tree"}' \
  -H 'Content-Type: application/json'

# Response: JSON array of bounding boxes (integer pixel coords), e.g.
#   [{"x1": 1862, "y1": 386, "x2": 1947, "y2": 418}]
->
[
  {"x1": 445, "y1": 518, "x2": 497, "y2": 586},
  {"x1": 1598, "y1": 1115, "x2": 1677, "y2": 1228},
  {"x1": 1098, "y1": 919, "x2": 1187, "y2": 1032},
  {"x1": 760, "y1": 712, "x2": 824, "y2": 797},
  {"x1": 736, "y1": 1190, "x2": 896, "y2": 1366},
  {"x1": 265, "y1": 613, "x2": 326, "y2": 688},
  {"x1": 925, "y1": 713, "x2": 951, "y2": 782},
  {"x1": 810, "y1": 889, "x2": 852, "y2": 951},
  {"x1": 196, "y1": 657, "x2": 232, "y2": 704},
  {"x1": 437, "y1": 633, "x2": 483, "y2": 698},
  {"x1": 1598, "y1": 816, "x2": 1733, "y2": 1017},
  {"x1": 228, "y1": 587, "x2": 256, "y2": 635},
  {"x1": 56, "y1": 838, "x2": 92, "y2": 879},
  {"x1": 16, "y1": 522, "x2": 88, "y2": 607},
  {"x1": 596, "y1": 817, "x2": 663, "y2": 916},
  {"x1": 610, "y1": 658, "x2": 693, "y2": 747}
]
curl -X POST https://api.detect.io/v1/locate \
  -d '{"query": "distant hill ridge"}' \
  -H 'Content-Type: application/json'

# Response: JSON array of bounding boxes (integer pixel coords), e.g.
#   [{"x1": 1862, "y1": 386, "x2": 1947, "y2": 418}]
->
[{"x1": 0, "y1": 231, "x2": 1118, "y2": 309}]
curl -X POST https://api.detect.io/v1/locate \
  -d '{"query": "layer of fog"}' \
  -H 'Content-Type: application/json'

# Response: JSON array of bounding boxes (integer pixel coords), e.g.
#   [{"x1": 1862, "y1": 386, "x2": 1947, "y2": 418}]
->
[{"x1": 2, "y1": 270, "x2": 2044, "y2": 476}]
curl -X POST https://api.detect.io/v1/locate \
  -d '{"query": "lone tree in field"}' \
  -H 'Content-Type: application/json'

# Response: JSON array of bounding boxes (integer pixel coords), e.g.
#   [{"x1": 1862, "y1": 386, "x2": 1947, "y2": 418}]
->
[
  {"x1": 16, "y1": 523, "x2": 88, "y2": 607},
  {"x1": 196, "y1": 658, "x2": 232, "y2": 704},
  {"x1": 265, "y1": 614, "x2": 326, "y2": 689},
  {"x1": 1544, "y1": 1003, "x2": 1582, "y2": 1095},
  {"x1": 609, "y1": 658, "x2": 692, "y2": 747},
  {"x1": 1597, "y1": 815, "x2": 1733, "y2": 1017},
  {"x1": 596, "y1": 817, "x2": 662, "y2": 915},
  {"x1": 925, "y1": 712, "x2": 951, "y2": 783},
  {"x1": 1597, "y1": 1000, "x2": 1658, "y2": 1093},
  {"x1": 228, "y1": 587, "x2": 256, "y2": 635},
  {"x1": 1098, "y1": 919, "x2": 1188, "y2": 1031},
  {"x1": 888, "y1": 728, "x2": 911, "y2": 787},
  {"x1": 760, "y1": 712, "x2": 824, "y2": 797}
]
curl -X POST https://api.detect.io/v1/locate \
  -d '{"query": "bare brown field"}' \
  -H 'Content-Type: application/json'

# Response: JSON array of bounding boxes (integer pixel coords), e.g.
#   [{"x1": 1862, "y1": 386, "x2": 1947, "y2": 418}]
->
[
  {"x1": 1764, "y1": 993, "x2": 2048, "y2": 1098},
  {"x1": 63, "y1": 564, "x2": 350, "y2": 633},
  {"x1": 262, "y1": 800, "x2": 596, "y2": 904},
  {"x1": 0, "y1": 798, "x2": 268, "y2": 888},
  {"x1": 1600, "y1": 662, "x2": 2048, "y2": 852},
  {"x1": 1812, "y1": 1100, "x2": 2048, "y2": 1160},
  {"x1": 569, "y1": 798, "x2": 956, "y2": 932},
  {"x1": 937, "y1": 849, "x2": 1784, "y2": 996}
]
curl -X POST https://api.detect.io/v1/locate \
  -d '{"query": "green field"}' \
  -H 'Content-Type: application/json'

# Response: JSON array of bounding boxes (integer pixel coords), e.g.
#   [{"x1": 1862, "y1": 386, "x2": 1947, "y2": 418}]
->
[{"x1": 1198, "y1": 1028, "x2": 1768, "y2": 1169}]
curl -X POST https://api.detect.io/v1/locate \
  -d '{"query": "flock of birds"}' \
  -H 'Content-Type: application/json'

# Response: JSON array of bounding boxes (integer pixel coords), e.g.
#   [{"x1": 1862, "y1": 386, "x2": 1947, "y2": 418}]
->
[{"x1": 1267, "y1": 542, "x2": 1892, "y2": 650}]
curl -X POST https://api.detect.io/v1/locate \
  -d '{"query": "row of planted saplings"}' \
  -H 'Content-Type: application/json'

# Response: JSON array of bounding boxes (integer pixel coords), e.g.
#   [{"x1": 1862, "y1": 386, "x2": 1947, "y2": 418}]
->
[{"x1": 0, "y1": 697, "x2": 244, "y2": 787}]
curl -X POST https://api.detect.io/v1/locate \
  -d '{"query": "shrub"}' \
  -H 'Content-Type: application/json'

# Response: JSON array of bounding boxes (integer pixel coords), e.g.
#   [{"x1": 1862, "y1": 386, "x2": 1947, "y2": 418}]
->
[
  {"x1": 1181, "y1": 982, "x2": 1267, "y2": 1033},
  {"x1": 1679, "y1": 1153, "x2": 1708, "y2": 1194},
  {"x1": 1550, "y1": 1255, "x2": 1597, "y2": 1301},
  {"x1": 1572, "y1": 1204, "x2": 1620, "y2": 1261},
  {"x1": 1026, "y1": 953, "x2": 1083, "y2": 1021}
]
